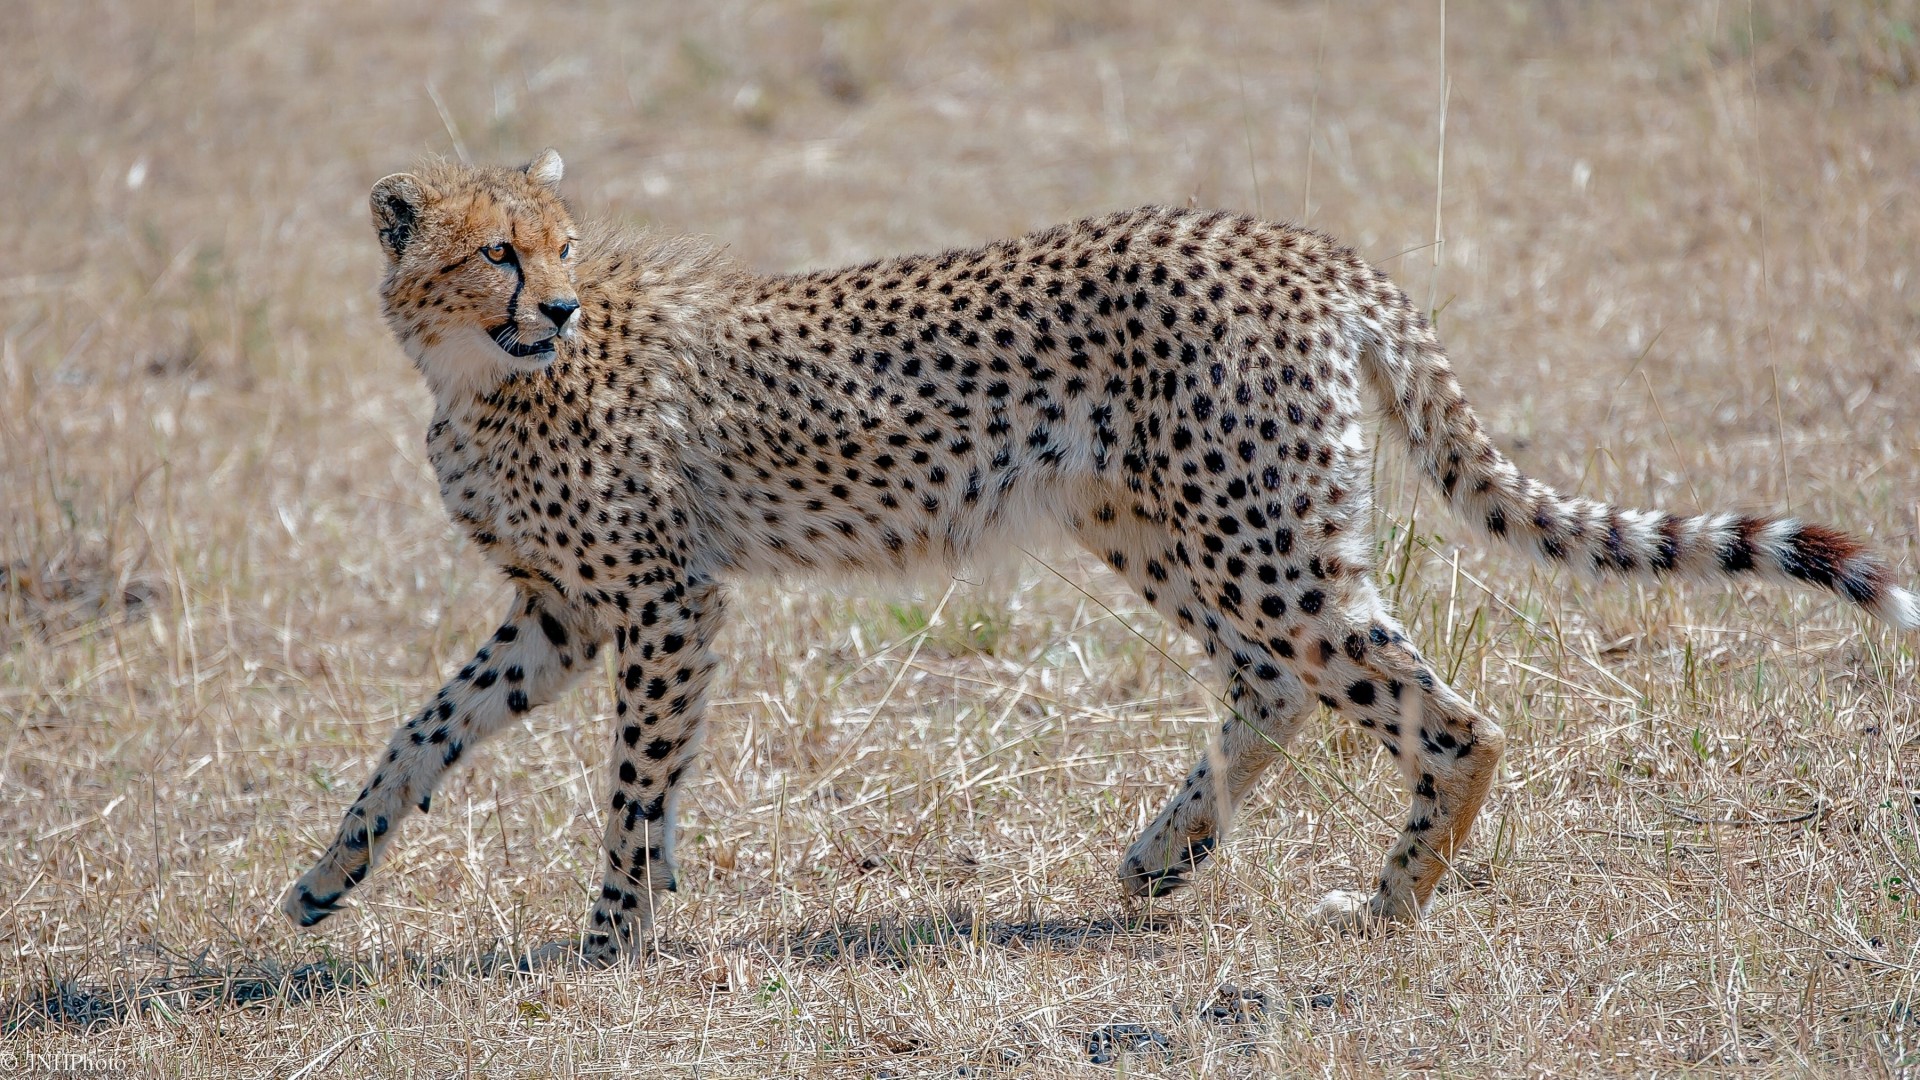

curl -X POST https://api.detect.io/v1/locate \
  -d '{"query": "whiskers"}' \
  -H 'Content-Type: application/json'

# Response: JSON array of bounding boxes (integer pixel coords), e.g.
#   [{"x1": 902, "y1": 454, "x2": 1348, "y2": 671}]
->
[{"x1": 487, "y1": 322, "x2": 557, "y2": 360}]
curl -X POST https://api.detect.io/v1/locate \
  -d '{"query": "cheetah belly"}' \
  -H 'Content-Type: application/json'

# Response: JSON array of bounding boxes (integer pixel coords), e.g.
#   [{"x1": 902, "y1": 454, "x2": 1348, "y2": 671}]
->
[{"x1": 697, "y1": 459, "x2": 1078, "y2": 582}]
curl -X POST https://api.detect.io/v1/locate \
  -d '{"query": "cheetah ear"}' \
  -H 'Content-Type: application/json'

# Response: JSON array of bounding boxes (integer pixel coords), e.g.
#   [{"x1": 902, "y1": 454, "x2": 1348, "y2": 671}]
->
[
  {"x1": 371, "y1": 173, "x2": 436, "y2": 262},
  {"x1": 525, "y1": 148, "x2": 564, "y2": 187}
]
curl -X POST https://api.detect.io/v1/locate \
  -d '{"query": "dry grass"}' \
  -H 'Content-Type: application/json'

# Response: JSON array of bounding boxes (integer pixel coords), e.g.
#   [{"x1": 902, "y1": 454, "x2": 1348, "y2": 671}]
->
[{"x1": 4, "y1": 1, "x2": 1919, "y2": 1075}]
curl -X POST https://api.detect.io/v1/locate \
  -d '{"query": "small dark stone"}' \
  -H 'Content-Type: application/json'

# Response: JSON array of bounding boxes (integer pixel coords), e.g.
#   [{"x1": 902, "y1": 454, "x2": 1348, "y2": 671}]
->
[
  {"x1": 1205, "y1": 983, "x2": 1270, "y2": 1027},
  {"x1": 1086, "y1": 1023, "x2": 1173, "y2": 1065}
]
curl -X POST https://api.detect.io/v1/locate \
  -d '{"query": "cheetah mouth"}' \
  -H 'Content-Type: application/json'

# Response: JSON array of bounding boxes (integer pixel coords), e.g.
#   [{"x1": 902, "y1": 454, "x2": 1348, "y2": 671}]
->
[{"x1": 488, "y1": 323, "x2": 558, "y2": 360}]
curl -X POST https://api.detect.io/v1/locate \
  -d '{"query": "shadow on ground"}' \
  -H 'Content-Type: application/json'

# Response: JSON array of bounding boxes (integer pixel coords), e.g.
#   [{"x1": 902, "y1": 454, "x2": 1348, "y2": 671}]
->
[
  {"x1": 1, "y1": 947, "x2": 520, "y2": 1034},
  {"x1": 2, "y1": 910, "x2": 1181, "y2": 1033},
  {"x1": 776, "y1": 909, "x2": 1180, "y2": 967}
]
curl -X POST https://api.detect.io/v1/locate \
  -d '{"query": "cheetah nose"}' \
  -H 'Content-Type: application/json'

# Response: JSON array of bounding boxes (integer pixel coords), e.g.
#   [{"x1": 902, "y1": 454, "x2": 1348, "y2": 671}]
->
[{"x1": 539, "y1": 298, "x2": 579, "y2": 331}]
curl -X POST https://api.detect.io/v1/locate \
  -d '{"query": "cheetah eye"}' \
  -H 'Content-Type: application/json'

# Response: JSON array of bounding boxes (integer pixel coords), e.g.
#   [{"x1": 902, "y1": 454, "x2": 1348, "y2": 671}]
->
[
  {"x1": 559, "y1": 242, "x2": 572, "y2": 260},
  {"x1": 482, "y1": 241, "x2": 516, "y2": 265}
]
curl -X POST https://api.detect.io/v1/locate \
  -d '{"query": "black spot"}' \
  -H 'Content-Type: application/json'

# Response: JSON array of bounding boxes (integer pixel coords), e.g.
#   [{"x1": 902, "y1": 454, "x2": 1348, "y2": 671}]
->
[
  {"x1": 1343, "y1": 633, "x2": 1366, "y2": 663},
  {"x1": 539, "y1": 611, "x2": 569, "y2": 646},
  {"x1": 1347, "y1": 680, "x2": 1377, "y2": 707}
]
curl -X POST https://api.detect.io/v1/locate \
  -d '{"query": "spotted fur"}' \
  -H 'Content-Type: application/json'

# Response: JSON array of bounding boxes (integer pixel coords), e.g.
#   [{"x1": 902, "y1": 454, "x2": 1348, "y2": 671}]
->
[{"x1": 283, "y1": 151, "x2": 1917, "y2": 964}]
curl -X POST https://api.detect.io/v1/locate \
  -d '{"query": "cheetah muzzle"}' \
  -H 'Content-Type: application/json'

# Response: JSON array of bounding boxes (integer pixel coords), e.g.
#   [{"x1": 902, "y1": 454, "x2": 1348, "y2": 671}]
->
[
  {"x1": 487, "y1": 322, "x2": 558, "y2": 360},
  {"x1": 282, "y1": 148, "x2": 1919, "y2": 964}
]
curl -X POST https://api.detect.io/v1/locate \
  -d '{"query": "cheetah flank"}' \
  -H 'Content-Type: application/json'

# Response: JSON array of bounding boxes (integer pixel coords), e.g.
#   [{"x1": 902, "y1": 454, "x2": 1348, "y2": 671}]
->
[{"x1": 283, "y1": 150, "x2": 1917, "y2": 965}]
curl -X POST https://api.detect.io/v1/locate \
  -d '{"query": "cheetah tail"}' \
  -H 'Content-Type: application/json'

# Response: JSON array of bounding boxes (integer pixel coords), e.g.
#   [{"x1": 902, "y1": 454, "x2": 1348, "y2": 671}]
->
[{"x1": 1357, "y1": 322, "x2": 1919, "y2": 631}]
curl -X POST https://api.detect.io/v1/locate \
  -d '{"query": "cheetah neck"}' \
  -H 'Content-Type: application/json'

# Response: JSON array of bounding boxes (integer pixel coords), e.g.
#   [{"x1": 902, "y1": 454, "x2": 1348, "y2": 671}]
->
[{"x1": 403, "y1": 324, "x2": 556, "y2": 407}]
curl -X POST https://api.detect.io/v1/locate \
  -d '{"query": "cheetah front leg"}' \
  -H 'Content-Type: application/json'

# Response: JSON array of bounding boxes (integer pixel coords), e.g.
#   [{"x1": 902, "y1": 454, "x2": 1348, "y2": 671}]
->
[
  {"x1": 281, "y1": 591, "x2": 599, "y2": 929},
  {"x1": 578, "y1": 577, "x2": 725, "y2": 966}
]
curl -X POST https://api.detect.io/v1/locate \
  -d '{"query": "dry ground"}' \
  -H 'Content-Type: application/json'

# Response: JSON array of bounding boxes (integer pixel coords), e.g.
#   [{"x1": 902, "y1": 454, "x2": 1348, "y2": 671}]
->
[{"x1": 4, "y1": 1, "x2": 1920, "y2": 1075}]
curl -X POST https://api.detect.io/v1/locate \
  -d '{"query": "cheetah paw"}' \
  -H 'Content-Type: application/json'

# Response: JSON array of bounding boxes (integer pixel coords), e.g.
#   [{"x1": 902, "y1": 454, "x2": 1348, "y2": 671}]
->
[
  {"x1": 280, "y1": 882, "x2": 347, "y2": 928},
  {"x1": 1310, "y1": 889, "x2": 1380, "y2": 932},
  {"x1": 1117, "y1": 834, "x2": 1217, "y2": 899}
]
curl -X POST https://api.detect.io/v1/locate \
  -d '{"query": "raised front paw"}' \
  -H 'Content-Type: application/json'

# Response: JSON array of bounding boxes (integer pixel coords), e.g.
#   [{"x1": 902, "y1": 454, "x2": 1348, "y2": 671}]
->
[
  {"x1": 1117, "y1": 832, "x2": 1218, "y2": 899},
  {"x1": 281, "y1": 867, "x2": 360, "y2": 927},
  {"x1": 281, "y1": 881, "x2": 345, "y2": 927},
  {"x1": 281, "y1": 849, "x2": 372, "y2": 928}
]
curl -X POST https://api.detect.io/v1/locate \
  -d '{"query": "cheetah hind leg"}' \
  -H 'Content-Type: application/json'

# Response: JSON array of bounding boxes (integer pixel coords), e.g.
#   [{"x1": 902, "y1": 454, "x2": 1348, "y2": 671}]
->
[{"x1": 1307, "y1": 611, "x2": 1506, "y2": 931}]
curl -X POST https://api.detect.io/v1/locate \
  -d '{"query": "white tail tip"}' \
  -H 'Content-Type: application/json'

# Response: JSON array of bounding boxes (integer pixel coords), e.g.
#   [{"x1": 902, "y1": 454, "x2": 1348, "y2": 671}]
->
[{"x1": 1878, "y1": 585, "x2": 1920, "y2": 630}]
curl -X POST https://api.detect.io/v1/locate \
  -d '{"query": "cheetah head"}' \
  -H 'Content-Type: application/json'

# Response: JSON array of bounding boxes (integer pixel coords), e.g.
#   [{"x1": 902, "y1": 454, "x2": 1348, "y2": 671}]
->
[{"x1": 370, "y1": 148, "x2": 581, "y2": 399}]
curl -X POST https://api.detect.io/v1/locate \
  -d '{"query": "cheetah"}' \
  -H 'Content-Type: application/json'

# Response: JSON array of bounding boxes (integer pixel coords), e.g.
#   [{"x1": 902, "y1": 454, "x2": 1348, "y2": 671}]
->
[{"x1": 283, "y1": 149, "x2": 1917, "y2": 965}]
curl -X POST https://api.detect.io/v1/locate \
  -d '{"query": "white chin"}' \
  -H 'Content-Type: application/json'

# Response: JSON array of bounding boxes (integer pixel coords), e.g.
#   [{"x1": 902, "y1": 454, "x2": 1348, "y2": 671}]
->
[{"x1": 411, "y1": 326, "x2": 544, "y2": 400}]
